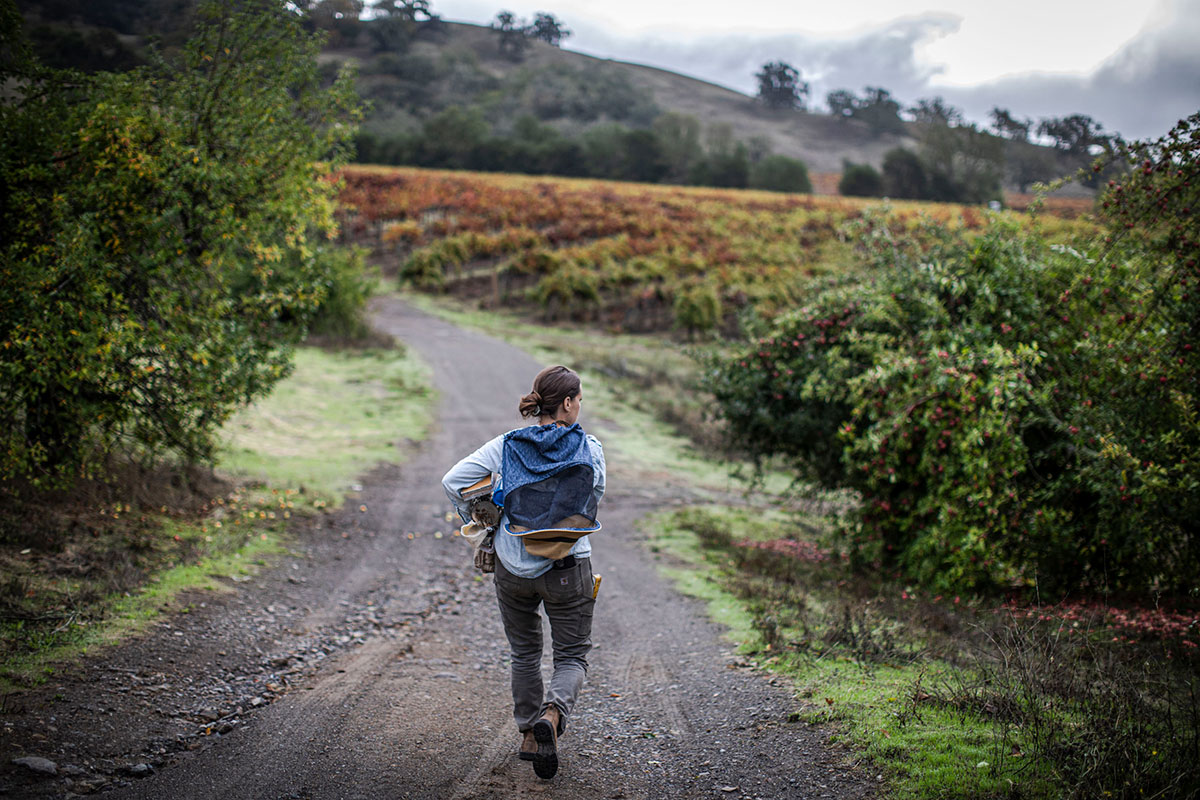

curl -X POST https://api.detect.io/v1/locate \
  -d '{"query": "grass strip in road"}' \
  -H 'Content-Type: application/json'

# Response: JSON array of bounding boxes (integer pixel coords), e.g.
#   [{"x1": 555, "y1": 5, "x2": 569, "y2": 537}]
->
[
  {"x1": 1, "y1": 343, "x2": 433, "y2": 689},
  {"x1": 218, "y1": 344, "x2": 433, "y2": 504}
]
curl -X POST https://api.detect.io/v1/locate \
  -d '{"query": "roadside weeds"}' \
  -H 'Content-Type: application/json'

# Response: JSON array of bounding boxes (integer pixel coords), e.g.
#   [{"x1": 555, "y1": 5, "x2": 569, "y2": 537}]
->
[
  {"x1": 645, "y1": 506, "x2": 1200, "y2": 800},
  {"x1": 0, "y1": 343, "x2": 433, "y2": 691}
]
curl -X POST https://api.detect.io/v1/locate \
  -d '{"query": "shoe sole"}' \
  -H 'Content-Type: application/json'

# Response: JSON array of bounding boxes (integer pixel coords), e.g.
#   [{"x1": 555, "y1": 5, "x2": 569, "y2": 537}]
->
[{"x1": 531, "y1": 719, "x2": 558, "y2": 779}]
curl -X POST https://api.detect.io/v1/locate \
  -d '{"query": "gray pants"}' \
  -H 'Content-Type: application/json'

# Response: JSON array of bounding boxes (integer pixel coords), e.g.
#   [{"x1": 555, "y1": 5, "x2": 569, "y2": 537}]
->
[{"x1": 494, "y1": 557, "x2": 595, "y2": 734}]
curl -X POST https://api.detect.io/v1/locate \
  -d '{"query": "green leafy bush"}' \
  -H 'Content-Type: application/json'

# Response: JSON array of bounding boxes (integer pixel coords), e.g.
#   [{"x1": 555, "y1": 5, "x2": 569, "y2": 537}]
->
[
  {"x1": 838, "y1": 162, "x2": 883, "y2": 197},
  {"x1": 308, "y1": 246, "x2": 375, "y2": 340},
  {"x1": 0, "y1": 1, "x2": 361, "y2": 488},
  {"x1": 707, "y1": 112, "x2": 1200, "y2": 596},
  {"x1": 749, "y1": 155, "x2": 812, "y2": 193},
  {"x1": 530, "y1": 263, "x2": 600, "y2": 319},
  {"x1": 672, "y1": 282, "x2": 722, "y2": 335}
]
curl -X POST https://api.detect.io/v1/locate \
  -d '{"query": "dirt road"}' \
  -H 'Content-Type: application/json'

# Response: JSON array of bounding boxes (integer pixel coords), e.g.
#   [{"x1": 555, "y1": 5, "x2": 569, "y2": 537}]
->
[{"x1": 1, "y1": 298, "x2": 872, "y2": 799}]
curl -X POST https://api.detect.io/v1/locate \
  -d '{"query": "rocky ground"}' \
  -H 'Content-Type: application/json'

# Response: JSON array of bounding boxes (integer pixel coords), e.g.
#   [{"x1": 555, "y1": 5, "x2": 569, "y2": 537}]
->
[{"x1": 0, "y1": 299, "x2": 875, "y2": 799}]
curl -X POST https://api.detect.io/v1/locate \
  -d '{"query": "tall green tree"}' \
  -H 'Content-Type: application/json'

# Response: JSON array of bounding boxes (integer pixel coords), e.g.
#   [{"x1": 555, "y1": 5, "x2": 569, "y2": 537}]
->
[
  {"x1": 918, "y1": 122, "x2": 1003, "y2": 203},
  {"x1": 755, "y1": 60, "x2": 808, "y2": 110},
  {"x1": 0, "y1": 0, "x2": 361, "y2": 487},
  {"x1": 881, "y1": 147, "x2": 928, "y2": 199},
  {"x1": 527, "y1": 11, "x2": 569, "y2": 46},
  {"x1": 652, "y1": 112, "x2": 703, "y2": 183},
  {"x1": 1037, "y1": 113, "x2": 1108, "y2": 154},
  {"x1": 990, "y1": 106, "x2": 1031, "y2": 141}
]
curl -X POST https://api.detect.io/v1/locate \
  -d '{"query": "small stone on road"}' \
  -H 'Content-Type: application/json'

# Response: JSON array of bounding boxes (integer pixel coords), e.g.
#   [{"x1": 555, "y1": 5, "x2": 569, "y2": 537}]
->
[{"x1": 12, "y1": 755, "x2": 58, "y2": 776}]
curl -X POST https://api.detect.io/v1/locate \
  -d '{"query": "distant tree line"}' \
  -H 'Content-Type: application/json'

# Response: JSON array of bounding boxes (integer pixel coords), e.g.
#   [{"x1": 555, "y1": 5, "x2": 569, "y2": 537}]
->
[
  {"x1": 356, "y1": 110, "x2": 812, "y2": 193},
  {"x1": 344, "y1": 4, "x2": 817, "y2": 192},
  {"x1": 757, "y1": 59, "x2": 1117, "y2": 201},
  {"x1": 490, "y1": 9, "x2": 570, "y2": 59},
  {"x1": 833, "y1": 99, "x2": 1111, "y2": 203}
]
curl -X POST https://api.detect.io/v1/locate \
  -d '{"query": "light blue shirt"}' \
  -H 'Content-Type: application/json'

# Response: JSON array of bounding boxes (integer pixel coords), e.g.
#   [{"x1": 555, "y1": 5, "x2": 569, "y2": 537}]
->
[{"x1": 442, "y1": 429, "x2": 605, "y2": 578}]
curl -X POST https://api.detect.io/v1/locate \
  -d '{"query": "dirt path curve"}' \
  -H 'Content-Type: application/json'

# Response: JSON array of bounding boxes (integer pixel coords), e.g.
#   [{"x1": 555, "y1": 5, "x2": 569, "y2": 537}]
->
[{"x1": 1, "y1": 298, "x2": 873, "y2": 800}]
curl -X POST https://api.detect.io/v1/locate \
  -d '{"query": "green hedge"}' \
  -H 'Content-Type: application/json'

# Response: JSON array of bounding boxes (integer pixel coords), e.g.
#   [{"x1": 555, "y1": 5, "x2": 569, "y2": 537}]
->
[{"x1": 707, "y1": 117, "x2": 1200, "y2": 594}]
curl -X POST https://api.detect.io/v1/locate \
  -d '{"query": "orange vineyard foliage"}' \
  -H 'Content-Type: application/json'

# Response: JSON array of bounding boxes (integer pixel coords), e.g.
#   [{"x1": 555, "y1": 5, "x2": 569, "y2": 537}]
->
[
  {"x1": 1002, "y1": 193, "x2": 1095, "y2": 218},
  {"x1": 336, "y1": 166, "x2": 1094, "y2": 334}
]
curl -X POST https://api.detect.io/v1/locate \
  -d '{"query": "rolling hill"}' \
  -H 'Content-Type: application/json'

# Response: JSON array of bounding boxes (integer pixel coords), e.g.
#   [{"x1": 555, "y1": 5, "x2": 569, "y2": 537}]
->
[
  {"x1": 14, "y1": 3, "x2": 1092, "y2": 195},
  {"x1": 324, "y1": 20, "x2": 917, "y2": 175}
]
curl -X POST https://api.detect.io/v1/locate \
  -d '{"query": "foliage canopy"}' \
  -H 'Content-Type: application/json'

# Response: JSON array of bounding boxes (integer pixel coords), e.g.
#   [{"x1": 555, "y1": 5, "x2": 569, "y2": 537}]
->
[{"x1": 0, "y1": 0, "x2": 361, "y2": 488}]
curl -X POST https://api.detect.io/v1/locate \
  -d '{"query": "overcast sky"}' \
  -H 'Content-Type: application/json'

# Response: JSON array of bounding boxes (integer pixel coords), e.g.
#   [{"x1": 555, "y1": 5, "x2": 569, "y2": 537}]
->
[{"x1": 430, "y1": 0, "x2": 1200, "y2": 140}]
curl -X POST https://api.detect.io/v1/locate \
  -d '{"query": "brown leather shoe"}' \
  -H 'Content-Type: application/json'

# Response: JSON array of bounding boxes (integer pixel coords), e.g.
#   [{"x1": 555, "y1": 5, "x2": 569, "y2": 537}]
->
[
  {"x1": 531, "y1": 706, "x2": 560, "y2": 779},
  {"x1": 519, "y1": 730, "x2": 537, "y2": 761}
]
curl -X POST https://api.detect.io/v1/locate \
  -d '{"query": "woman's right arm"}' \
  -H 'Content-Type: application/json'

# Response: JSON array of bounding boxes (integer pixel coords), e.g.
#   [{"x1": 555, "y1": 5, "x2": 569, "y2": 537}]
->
[{"x1": 441, "y1": 434, "x2": 505, "y2": 522}]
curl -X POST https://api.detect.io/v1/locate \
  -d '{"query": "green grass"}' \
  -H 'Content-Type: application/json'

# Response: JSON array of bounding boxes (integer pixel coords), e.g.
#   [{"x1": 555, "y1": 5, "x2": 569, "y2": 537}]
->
[
  {"x1": 1, "y1": 343, "x2": 434, "y2": 689},
  {"x1": 641, "y1": 506, "x2": 1058, "y2": 799},
  {"x1": 218, "y1": 344, "x2": 433, "y2": 504},
  {"x1": 2, "y1": 515, "x2": 289, "y2": 687}
]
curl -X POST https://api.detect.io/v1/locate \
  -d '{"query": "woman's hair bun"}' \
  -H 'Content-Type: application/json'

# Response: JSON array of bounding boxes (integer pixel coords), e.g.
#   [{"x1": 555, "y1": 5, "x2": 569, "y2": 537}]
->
[
  {"x1": 518, "y1": 365, "x2": 581, "y2": 419},
  {"x1": 518, "y1": 391, "x2": 543, "y2": 419}
]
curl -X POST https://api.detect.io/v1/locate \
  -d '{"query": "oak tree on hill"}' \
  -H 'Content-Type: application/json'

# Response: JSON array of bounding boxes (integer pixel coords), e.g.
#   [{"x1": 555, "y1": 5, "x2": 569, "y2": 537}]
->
[
  {"x1": 990, "y1": 106, "x2": 1032, "y2": 142},
  {"x1": 1037, "y1": 113, "x2": 1108, "y2": 154},
  {"x1": 908, "y1": 96, "x2": 963, "y2": 127},
  {"x1": 368, "y1": 0, "x2": 441, "y2": 51},
  {"x1": 826, "y1": 87, "x2": 904, "y2": 134},
  {"x1": 855, "y1": 86, "x2": 904, "y2": 134},
  {"x1": 826, "y1": 89, "x2": 856, "y2": 119},
  {"x1": 303, "y1": 1, "x2": 365, "y2": 47},
  {"x1": 755, "y1": 60, "x2": 808, "y2": 110},
  {"x1": 492, "y1": 9, "x2": 528, "y2": 59},
  {"x1": 527, "y1": 12, "x2": 570, "y2": 46}
]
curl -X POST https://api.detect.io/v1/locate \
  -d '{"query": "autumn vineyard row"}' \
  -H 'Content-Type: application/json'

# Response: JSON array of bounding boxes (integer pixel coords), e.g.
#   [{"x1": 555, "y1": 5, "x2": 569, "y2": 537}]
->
[{"x1": 334, "y1": 166, "x2": 1094, "y2": 334}]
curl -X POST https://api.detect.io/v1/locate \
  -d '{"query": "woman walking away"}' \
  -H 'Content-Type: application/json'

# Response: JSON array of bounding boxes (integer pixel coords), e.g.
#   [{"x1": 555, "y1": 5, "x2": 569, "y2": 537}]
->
[{"x1": 442, "y1": 365, "x2": 605, "y2": 780}]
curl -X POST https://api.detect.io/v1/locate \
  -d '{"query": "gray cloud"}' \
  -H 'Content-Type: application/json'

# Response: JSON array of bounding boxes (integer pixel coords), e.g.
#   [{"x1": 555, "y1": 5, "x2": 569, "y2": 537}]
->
[
  {"x1": 939, "y1": 0, "x2": 1200, "y2": 139},
  {"x1": 570, "y1": 13, "x2": 961, "y2": 103},
  {"x1": 566, "y1": 0, "x2": 1200, "y2": 140}
]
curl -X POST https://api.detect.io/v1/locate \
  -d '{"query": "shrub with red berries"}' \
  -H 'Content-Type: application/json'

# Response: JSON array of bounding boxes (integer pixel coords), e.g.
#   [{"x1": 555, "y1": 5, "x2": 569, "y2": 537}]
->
[{"x1": 708, "y1": 115, "x2": 1200, "y2": 595}]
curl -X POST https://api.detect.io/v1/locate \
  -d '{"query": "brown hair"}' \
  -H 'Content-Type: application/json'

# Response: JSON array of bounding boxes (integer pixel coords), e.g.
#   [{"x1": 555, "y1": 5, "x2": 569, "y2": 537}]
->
[{"x1": 518, "y1": 365, "x2": 581, "y2": 419}]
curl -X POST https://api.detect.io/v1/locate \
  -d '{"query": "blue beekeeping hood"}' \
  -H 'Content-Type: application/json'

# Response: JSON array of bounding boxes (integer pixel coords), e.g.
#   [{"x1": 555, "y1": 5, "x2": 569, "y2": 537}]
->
[{"x1": 501, "y1": 423, "x2": 598, "y2": 534}]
